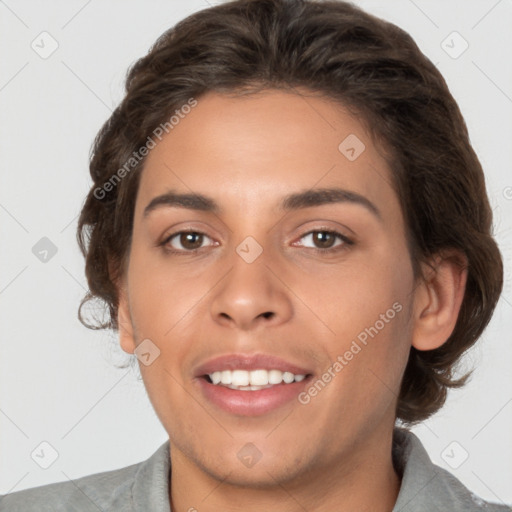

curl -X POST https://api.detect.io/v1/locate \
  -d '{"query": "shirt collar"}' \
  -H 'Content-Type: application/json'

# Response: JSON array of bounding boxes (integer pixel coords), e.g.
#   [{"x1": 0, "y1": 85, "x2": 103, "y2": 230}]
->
[
  {"x1": 132, "y1": 438, "x2": 171, "y2": 511},
  {"x1": 391, "y1": 427, "x2": 498, "y2": 511},
  {"x1": 130, "y1": 428, "x2": 493, "y2": 511}
]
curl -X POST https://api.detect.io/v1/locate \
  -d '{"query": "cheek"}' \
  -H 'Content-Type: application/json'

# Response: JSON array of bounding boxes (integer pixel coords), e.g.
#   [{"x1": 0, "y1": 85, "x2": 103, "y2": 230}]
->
[
  {"x1": 126, "y1": 246, "x2": 209, "y2": 337},
  {"x1": 313, "y1": 250, "x2": 413, "y2": 389},
  {"x1": 311, "y1": 257, "x2": 410, "y2": 339}
]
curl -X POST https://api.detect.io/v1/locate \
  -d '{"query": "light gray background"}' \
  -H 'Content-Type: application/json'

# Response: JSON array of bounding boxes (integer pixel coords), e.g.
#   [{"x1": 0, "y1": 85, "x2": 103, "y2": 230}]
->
[{"x1": 1, "y1": 0, "x2": 511, "y2": 505}]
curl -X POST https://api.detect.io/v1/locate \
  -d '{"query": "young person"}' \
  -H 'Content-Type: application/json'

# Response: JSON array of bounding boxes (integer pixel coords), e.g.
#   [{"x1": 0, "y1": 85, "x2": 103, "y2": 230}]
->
[{"x1": 1, "y1": 0, "x2": 509, "y2": 510}]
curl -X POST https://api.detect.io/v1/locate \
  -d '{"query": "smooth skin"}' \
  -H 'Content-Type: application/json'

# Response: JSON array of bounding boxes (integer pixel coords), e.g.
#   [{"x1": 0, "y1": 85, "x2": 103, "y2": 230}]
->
[{"x1": 115, "y1": 89, "x2": 467, "y2": 512}]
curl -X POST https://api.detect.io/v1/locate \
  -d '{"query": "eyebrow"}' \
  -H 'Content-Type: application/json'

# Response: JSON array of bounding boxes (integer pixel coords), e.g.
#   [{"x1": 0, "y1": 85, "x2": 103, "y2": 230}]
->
[{"x1": 143, "y1": 187, "x2": 381, "y2": 220}]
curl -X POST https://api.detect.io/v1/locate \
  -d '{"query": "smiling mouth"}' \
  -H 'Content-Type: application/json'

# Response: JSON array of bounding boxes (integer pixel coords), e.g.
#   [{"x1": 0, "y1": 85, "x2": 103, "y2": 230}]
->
[
  {"x1": 201, "y1": 368, "x2": 312, "y2": 391},
  {"x1": 196, "y1": 368, "x2": 314, "y2": 416}
]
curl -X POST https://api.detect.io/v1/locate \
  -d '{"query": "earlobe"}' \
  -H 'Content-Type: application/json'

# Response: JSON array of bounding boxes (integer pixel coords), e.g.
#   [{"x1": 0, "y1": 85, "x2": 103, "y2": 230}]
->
[
  {"x1": 411, "y1": 251, "x2": 468, "y2": 351},
  {"x1": 117, "y1": 280, "x2": 137, "y2": 355}
]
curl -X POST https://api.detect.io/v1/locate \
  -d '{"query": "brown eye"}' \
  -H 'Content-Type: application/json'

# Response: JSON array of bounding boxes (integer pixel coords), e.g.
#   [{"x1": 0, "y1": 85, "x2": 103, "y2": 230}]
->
[
  {"x1": 295, "y1": 229, "x2": 353, "y2": 253},
  {"x1": 311, "y1": 231, "x2": 336, "y2": 249},
  {"x1": 164, "y1": 231, "x2": 211, "y2": 252},
  {"x1": 179, "y1": 232, "x2": 204, "y2": 250}
]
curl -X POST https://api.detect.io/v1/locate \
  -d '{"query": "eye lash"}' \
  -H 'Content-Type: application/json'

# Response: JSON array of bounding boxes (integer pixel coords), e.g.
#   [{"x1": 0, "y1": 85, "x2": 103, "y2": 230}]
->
[
  {"x1": 160, "y1": 229, "x2": 200, "y2": 246},
  {"x1": 158, "y1": 228, "x2": 354, "y2": 255},
  {"x1": 159, "y1": 229, "x2": 211, "y2": 255},
  {"x1": 296, "y1": 229, "x2": 354, "y2": 254}
]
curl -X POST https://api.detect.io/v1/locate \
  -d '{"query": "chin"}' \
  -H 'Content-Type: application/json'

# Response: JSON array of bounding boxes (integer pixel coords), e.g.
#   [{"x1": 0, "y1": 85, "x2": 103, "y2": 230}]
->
[{"x1": 202, "y1": 459, "x2": 307, "y2": 490}]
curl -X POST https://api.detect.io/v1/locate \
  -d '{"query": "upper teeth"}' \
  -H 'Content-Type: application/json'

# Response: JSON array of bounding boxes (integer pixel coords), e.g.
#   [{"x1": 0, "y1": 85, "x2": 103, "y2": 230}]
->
[{"x1": 208, "y1": 369, "x2": 306, "y2": 389}]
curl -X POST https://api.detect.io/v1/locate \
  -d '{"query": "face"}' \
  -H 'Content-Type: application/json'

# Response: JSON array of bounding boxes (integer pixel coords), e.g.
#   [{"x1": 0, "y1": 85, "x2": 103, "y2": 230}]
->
[{"x1": 118, "y1": 89, "x2": 416, "y2": 487}]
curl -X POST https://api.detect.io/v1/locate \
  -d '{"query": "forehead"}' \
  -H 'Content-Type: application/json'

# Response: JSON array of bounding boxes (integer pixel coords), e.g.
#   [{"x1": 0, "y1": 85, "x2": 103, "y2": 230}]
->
[{"x1": 135, "y1": 89, "x2": 398, "y2": 218}]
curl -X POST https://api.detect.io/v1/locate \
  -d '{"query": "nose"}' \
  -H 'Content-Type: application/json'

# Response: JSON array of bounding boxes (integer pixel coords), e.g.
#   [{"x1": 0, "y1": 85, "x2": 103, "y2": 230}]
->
[{"x1": 209, "y1": 247, "x2": 293, "y2": 331}]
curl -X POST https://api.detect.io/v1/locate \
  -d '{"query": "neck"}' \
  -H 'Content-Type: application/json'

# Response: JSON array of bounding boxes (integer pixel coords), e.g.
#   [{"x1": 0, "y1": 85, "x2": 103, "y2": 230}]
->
[{"x1": 168, "y1": 424, "x2": 402, "y2": 512}]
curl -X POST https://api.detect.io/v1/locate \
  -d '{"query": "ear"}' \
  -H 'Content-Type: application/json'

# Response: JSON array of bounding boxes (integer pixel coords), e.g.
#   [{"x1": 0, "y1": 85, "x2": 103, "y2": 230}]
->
[
  {"x1": 110, "y1": 258, "x2": 136, "y2": 355},
  {"x1": 117, "y1": 279, "x2": 137, "y2": 354},
  {"x1": 411, "y1": 250, "x2": 468, "y2": 351}
]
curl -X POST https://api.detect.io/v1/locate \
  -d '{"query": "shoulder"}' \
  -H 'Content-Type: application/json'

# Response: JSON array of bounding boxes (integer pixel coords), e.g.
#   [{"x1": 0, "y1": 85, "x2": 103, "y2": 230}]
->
[
  {"x1": 0, "y1": 462, "x2": 140, "y2": 512},
  {"x1": 0, "y1": 441, "x2": 171, "y2": 512},
  {"x1": 392, "y1": 427, "x2": 511, "y2": 512}
]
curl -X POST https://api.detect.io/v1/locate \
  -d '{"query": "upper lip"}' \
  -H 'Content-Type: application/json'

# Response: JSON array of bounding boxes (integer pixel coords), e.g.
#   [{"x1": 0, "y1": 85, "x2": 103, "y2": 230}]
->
[{"x1": 194, "y1": 353, "x2": 313, "y2": 377}]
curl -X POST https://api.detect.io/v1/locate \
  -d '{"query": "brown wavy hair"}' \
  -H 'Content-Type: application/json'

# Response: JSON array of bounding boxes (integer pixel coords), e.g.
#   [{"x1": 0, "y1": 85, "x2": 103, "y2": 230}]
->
[{"x1": 76, "y1": 0, "x2": 503, "y2": 425}]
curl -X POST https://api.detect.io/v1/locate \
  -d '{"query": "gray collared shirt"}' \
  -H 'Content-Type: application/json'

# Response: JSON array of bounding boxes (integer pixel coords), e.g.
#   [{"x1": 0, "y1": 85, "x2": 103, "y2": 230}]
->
[{"x1": 1, "y1": 428, "x2": 510, "y2": 511}]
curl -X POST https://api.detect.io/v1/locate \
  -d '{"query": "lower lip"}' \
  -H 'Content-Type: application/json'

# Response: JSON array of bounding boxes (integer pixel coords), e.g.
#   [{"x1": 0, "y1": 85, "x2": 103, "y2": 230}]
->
[{"x1": 196, "y1": 377, "x2": 312, "y2": 416}]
